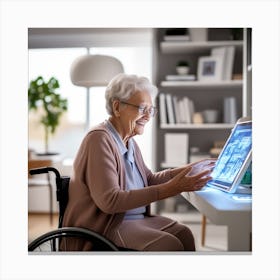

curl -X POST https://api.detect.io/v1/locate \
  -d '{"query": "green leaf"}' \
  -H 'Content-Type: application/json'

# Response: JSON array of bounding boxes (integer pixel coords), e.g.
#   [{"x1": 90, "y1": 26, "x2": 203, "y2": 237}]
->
[{"x1": 28, "y1": 75, "x2": 68, "y2": 152}]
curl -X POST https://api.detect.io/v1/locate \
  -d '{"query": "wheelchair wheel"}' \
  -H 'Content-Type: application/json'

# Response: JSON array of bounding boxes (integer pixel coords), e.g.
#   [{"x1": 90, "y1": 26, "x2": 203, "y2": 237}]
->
[{"x1": 28, "y1": 227, "x2": 119, "y2": 252}]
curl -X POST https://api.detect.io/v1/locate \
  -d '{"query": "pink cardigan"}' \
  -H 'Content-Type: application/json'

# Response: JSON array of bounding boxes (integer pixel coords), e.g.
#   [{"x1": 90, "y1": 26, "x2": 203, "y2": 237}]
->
[{"x1": 62, "y1": 122, "x2": 172, "y2": 250}]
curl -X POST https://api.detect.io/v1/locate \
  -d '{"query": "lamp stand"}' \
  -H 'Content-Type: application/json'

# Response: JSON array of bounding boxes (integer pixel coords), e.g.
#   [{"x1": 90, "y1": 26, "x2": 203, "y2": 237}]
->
[{"x1": 85, "y1": 87, "x2": 90, "y2": 130}]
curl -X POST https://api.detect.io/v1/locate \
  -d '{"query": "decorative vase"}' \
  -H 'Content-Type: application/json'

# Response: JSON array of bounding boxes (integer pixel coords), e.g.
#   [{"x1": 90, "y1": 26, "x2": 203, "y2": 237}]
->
[{"x1": 176, "y1": 66, "x2": 190, "y2": 75}]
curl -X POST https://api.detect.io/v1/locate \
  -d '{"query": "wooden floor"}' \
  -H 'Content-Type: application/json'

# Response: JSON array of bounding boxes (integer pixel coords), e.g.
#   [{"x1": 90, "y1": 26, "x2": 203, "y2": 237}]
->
[
  {"x1": 28, "y1": 213, "x2": 59, "y2": 242},
  {"x1": 28, "y1": 211, "x2": 227, "y2": 252}
]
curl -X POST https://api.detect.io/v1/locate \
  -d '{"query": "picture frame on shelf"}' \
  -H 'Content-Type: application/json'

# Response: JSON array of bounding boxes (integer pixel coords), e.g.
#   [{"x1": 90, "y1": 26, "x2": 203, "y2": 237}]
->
[{"x1": 197, "y1": 56, "x2": 223, "y2": 82}]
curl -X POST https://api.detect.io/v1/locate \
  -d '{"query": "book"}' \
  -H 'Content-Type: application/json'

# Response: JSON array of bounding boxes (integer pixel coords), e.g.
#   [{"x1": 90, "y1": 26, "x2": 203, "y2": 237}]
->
[
  {"x1": 183, "y1": 97, "x2": 194, "y2": 123},
  {"x1": 178, "y1": 98, "x2": 186, "y2": 123},
  {"x1": 159, "y1": 93, "x2": 167, "y2": 125},
  {"x1": 172, "y1": 96, "x2": 181, "y2": 124},
  {"x1": 165, "y1": 74, "x2": 196, "y2": 81},
  {"x1": 223, "y1": 97, "x2": 237, "y2": 123},
  {"x1": 189, "y1": 99, "x2": 195, "y2": 123},
  {"x1": 165, "y1": 93, "x2": 176, "y2": 124}
]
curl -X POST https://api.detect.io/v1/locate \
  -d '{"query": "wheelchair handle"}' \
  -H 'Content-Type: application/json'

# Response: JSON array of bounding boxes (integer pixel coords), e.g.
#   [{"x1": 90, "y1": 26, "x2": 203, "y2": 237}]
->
[{"x1": 29, "y1": 166, "x2": 61, "y2": 179}]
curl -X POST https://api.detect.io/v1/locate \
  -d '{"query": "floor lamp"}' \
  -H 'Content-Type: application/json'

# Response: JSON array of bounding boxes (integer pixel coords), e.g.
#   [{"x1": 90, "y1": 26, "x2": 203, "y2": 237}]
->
[{"x1": 70, "y1": 54, "x2": 124, "y2": 130}]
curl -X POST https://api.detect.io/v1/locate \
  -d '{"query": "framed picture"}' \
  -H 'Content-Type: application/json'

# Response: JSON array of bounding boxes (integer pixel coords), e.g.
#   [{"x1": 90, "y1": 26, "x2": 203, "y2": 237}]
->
[{"x1": 197, "y1": 56, "x2": 224, "y2": 82}]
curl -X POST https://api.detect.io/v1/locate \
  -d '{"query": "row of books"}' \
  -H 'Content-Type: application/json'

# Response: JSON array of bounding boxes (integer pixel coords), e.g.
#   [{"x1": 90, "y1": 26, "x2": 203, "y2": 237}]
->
[
  {"x1": 159, "y1": 93, "x2": 195, "y2": 125},
  {"x1": 159, "y1": 93, "x2": 238, "y2": 125}
]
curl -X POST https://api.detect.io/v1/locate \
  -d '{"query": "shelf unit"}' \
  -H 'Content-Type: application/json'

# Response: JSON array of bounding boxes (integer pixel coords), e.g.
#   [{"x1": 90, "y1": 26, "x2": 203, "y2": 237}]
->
[
  {"x1": 152, "y1": 28, "x2": 251, "y2": 214},
  {"x1": 161, "y1": 40, "x2": 243, "y2": 53},
  {"x1": 160, "y1": 80, "x2": 242, "y2": 88},
  {"x1": 160, "y1": 123, "x2": 234, "y2": 129}
]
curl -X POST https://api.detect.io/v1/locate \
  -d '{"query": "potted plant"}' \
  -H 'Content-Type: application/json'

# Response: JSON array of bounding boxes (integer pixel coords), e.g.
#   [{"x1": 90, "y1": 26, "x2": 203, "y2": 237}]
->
[
  {"x1": 28, "y1": 76, "x2": 68, "y2": 155},
  {"x1": 176, "y1": 60, "x2": 190, "y2": 75}
]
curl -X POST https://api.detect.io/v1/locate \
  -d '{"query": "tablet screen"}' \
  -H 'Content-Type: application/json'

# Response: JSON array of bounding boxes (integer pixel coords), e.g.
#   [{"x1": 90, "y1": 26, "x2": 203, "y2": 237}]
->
[{"x1": 209, "y1": 121, "x2": 252, "y2": 192}]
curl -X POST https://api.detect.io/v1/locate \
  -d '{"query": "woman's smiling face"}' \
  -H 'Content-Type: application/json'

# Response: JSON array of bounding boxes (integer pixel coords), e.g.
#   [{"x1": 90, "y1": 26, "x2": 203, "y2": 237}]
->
[{"x1": 111, "y1": 90, "x2": 153, "y2": 144}]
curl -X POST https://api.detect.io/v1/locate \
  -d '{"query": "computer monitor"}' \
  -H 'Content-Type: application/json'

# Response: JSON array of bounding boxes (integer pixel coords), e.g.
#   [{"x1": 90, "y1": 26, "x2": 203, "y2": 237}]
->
[{"x1": 207, "y1": 118, "x2": 252, "y2": 193}]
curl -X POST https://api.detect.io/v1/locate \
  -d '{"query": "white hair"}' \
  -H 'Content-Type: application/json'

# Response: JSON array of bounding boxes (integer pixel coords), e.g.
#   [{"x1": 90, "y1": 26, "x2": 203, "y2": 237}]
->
[{"x1": 105, "y1": 73, "x2": 158, "y2": 115}]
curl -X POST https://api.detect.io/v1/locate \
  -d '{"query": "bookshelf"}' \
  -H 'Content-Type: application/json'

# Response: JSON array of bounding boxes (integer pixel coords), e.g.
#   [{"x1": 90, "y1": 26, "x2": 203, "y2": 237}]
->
[
  {"x1": 152, "y1": 28, "x2": 251, "y2": 214},
  {"x1": 160, "y1": 123, "x2": 234, "y2": 129},
  {"x1": 160, "y1": 80, "x2": 242, "y2": 88},
  {"x1": 161, "y1": 40, "x2": 243, "y2": 53}
]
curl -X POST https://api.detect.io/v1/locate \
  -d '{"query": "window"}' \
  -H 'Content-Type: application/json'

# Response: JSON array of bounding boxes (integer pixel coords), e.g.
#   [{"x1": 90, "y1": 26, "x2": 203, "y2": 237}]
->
[{"x1": 28, "y1": 45, "x2": 154, "y2": 168}]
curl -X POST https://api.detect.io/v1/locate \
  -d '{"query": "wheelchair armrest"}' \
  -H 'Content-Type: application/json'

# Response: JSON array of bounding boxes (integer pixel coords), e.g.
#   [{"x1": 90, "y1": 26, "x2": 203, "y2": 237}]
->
[{"x1": 29, "y1": 166, "x2": 60, "y2": 178}]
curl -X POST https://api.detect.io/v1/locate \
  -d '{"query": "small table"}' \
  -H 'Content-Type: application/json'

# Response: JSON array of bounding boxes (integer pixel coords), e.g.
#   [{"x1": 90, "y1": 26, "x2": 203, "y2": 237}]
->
[{"x1": 181, "y1": 187, "x2": 252, "y2": 251}]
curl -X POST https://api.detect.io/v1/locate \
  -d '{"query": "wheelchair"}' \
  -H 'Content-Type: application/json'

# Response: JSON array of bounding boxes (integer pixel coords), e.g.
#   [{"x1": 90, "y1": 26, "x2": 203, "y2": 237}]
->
[{"x1": 28, "y1": 166, "x2": 124, "y2": 252}]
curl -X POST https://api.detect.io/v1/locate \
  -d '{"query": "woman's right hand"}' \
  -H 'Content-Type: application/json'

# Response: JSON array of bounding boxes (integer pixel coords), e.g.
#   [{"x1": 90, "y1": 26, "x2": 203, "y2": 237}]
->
[
  {"x1": 170, "y1": 166, "x2": 212, "y2": 193},
  {"x1": 158, "y1": 166, "x2": 212, "y2": 200}
]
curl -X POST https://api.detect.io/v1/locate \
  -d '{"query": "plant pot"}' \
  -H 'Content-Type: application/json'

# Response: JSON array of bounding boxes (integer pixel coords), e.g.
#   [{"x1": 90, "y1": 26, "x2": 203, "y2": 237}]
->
[
  {"x1": 176, "y1": 66, "x2": 190, "y2": 75},
  {"x1": 203, "y1": 110, "x2": 219, "y2": 123}
]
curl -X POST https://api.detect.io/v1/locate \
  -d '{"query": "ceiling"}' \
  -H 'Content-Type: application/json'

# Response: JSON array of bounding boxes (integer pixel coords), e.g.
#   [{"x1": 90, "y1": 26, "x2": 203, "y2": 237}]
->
[{"x1": 28, "y1": 28, "x2": 154, "y2": 49}]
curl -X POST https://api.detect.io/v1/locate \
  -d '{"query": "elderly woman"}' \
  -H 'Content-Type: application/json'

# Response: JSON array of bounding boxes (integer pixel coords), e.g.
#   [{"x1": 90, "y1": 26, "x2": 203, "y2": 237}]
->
[{"x1": 63, "y1": 73, "x2": 215, "y2": 251}]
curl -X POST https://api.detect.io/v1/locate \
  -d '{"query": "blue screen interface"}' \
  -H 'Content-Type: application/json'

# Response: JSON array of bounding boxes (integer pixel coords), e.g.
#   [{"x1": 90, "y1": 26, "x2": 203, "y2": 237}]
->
[{"x1": 210, "y1": 123, "x2": 252, "y2": 187}]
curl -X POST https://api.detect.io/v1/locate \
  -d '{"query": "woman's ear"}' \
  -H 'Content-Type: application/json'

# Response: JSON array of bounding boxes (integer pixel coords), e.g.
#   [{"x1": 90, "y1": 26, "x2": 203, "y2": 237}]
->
[{"x1": 112, "y1": 99, "x2": 121, "y2": 117}]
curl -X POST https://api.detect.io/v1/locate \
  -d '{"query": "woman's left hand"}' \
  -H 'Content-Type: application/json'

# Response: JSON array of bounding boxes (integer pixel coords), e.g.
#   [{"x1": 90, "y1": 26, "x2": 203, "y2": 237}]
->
[
  {"x1": 188, "y1": 158, "x2": 217, "y2": 176},
  {"x1": 170, "y1": 158, "x2": 217, "y2": 179}
]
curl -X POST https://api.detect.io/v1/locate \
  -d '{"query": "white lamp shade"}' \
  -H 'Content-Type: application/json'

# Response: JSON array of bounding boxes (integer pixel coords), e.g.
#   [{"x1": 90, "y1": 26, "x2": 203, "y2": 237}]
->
[{"x1": 70, "y1": 54, "x2": 124, "y2": 87}]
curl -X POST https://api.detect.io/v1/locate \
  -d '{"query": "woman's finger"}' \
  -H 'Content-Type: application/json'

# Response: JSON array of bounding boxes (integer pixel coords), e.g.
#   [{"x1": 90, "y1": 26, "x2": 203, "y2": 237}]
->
[
  {"x1": 177, "y1": 166, "x2": 192, "y2": 178},
  {"x1": 191, "y1": 169, "x2": 212, "y2": 179}
]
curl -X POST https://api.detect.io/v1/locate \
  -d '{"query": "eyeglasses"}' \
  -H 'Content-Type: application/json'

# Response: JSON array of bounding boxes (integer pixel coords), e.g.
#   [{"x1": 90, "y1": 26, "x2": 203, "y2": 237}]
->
[{"x1": 120, "y1": 101, "x2": 158, "y2": 117}]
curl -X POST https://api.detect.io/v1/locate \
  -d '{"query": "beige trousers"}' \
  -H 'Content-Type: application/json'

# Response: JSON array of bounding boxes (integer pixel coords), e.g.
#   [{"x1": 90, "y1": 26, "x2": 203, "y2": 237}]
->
[{"x1": 112, "y1": 215, "x2": 195, "y2": 251}]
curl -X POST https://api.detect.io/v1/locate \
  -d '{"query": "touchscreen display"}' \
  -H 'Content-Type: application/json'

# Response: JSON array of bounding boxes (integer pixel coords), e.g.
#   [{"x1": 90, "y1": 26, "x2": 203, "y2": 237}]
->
[{"x1": 210, "y1": 122, "x2": 252, "y2": 187}]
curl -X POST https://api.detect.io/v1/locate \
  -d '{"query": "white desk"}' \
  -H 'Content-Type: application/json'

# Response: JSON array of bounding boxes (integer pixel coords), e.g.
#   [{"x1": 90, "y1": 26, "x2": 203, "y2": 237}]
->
[{"x1": 181, "y1": 187, "x2": 252, "y2": 251}]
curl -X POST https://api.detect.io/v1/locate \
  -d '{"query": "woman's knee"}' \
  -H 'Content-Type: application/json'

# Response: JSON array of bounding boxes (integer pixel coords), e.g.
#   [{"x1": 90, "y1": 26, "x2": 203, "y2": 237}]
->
[
  {"x1": 143, "y1": 234, "x2": 184, "y2": 251},
  {"x1": 175, "y1": 225, "x2": 196, "y2": 251}
]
